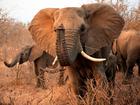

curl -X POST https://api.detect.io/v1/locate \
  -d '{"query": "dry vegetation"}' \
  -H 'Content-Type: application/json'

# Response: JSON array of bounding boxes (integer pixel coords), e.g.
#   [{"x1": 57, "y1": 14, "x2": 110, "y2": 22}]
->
[{"x1": 0, "y1": 0, "x2": 140, "y2": 105}]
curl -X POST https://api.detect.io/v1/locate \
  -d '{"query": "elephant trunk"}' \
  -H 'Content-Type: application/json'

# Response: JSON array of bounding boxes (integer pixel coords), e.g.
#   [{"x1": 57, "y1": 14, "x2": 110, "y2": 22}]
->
[
  {"x1": 56, "y1": 29, "x2": 81, "y2": 66},
  {"x1": 4, "y1": 47, "x2": 32, "y2": 67},
  {"x1": 4, "y1": 55, "x2": 20, "y2": 67},
  {"x1": 56, "y1": 28, "x2": 106, "y2": 66}
]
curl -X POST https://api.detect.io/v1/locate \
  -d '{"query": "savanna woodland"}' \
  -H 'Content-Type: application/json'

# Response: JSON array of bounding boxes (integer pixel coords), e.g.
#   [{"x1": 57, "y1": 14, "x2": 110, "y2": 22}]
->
[{"x1": 0, "y1": 0, "x2": 140, "y2": 105}]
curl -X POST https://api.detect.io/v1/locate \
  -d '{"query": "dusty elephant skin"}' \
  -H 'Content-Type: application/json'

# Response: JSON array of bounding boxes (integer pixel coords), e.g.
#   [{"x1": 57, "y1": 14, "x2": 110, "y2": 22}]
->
[
  {"x1": 4, "y1": 45, "x2": 64, "y2": 88},
  {"x1": 112, "y1": 30, "x2": 140, "y2": 84},
  {"x1": 28, "y1": 3, "x2": 124, "y2": 97}
]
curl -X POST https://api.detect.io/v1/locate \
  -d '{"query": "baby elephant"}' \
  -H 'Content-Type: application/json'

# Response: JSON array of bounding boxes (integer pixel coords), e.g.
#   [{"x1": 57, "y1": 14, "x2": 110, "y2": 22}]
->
[
  {"x1": 4, "y1": 45, "x2": 64, "y2": 88},
  {"x1": 105, "y1": 52, "x2": 118, "y2": 88},
  {"x1": 112, "y1": 30, "x2": 140, "y2": 83}
]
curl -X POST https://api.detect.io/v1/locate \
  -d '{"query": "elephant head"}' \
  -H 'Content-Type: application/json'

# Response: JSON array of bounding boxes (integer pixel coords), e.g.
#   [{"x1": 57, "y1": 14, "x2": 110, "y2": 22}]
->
[
  {"x1": 4, "y1": 45, "x2": 43, "y2": 67},
  {"x1": 29, "y1": 3, "x2": 124, "y2": 66}
]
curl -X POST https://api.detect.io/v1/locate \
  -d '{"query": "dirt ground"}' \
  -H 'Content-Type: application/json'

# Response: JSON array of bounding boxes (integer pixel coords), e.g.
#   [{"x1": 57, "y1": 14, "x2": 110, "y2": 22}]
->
[{"x1": 0, "y1": 61, "x2": 139, "y2": 105}]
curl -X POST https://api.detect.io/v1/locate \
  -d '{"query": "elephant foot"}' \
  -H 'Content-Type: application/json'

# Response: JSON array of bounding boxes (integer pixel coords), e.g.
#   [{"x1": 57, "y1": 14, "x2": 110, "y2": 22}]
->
[{"x1": 58, "y1": 71, "x2": 65, "y2": 86}]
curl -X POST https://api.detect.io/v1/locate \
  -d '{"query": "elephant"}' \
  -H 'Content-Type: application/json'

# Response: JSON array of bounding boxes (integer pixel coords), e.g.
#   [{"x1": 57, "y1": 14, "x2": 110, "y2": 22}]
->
[
  {"x1": 112, "y1": 30, "x2": 140, "y2": 83},
  {"x1": 28, "y1": 3, "x2": 124, "y2": 97},
  {"x1": 4, "y1": 45, "x2": 65, "y2": 88},
  {"x1": 104, "y1": 52, "x2": 118, "y2": 88}
]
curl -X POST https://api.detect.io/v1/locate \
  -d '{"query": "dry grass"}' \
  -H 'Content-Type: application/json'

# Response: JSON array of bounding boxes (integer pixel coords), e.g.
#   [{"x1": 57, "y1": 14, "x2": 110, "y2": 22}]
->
[
  {"x1": 0, "y1": 0, "x2": 140, "y2": 105},
  {"x1": 0, "y1": 62, "x2": 139, "y2": 105}
]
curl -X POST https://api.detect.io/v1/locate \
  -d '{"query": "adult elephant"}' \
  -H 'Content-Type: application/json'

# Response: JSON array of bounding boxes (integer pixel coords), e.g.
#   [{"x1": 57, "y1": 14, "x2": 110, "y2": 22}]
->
[
  {"x1": 112, "y1": 30, "x2": 140, "y2": 83},
  {"x1": 4, "y1": 45, "x2": 65, "y2": 88},
  {"x1": 28, "y1": 3, "x2": 124, "y2": 96}
]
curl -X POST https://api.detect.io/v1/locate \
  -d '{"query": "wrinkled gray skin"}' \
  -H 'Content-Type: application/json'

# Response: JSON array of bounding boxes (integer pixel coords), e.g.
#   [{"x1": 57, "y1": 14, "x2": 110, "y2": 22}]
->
[
  {"x1": 4, "y1": 46, "x2": 64, "y2": 88},
  {"x1": 112, "y1": 30, "x2": 140, "y2": 84}
]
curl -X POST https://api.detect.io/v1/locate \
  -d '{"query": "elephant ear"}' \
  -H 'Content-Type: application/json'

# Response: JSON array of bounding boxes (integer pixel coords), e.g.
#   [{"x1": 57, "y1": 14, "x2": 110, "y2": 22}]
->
[
  {"x1": 29, "y1": 45, "x2": 43, "y2": 62},
  {"x1": 81, "y1": 3, "x2": 124, "y2": 55},
  {"x1": 28, "y1": 8, "x2": 58, "y2": 56}
]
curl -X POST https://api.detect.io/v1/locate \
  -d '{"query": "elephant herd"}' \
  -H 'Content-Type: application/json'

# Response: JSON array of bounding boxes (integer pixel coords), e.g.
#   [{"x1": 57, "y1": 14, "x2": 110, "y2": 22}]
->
[{"x1": 3, "y1": 3, "x2": 140, "y2": 98}]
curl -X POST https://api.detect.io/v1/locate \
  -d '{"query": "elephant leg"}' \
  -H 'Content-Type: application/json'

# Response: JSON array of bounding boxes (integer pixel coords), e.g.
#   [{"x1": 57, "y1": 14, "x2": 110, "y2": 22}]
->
[
  {"x1": 95, "y1": 63, "x2": 108, "y2": 89},
  {"x1": 125, "y1": 64, "x2": 134, "y2": 79},
  {"x1": 126, "y1": 58, "x2": 135, "y2": 78},
  {"x1": 66, "y1": 67, "x2": 87, "y2": 97},
  {"x1": 123, "y1": 58, "x2": 135, "y2": 84},
  {"x1": 105, "y1": 67, "x2": 116, "y2": 89},
  {"x1": 121, "y1": 59, "x2": 127, "y2": 75},
  {"x1": 92, "y1": 49, "x2": 108, "y2": 88},
  {"x1": 38, "y1": 68, "x2": 46, "y2": 88},
  {"x1": 58, "y1": 70, "x2": 65, "y2": 86},
  {"x1": 94, "y1": 64, "x2": 115, "y2": 104},
  {"x1": 34, "y1": 61, "x2": 41, "y2": 87},
  {"x1": 106, "y1": 68, "x2": 116, "y2": 105},
  {"x1": 105, "y1": 55, "x2": 117, "y2": 89},
  {"x1": 34, "y1": 58, "x2": 46, "y2": 88},
  {"x1": 105, "y1": 64, "x2": 116, "y2": 105},
  {"x1": 116, "y1": 56, "x2": 124, "y2": 72}
]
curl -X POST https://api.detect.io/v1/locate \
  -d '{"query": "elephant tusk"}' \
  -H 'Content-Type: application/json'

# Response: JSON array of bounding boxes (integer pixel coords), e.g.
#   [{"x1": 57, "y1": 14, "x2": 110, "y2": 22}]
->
[
  {"x1": 52, "y1": 56, "x2": 58, "y2": 66},
  {"x1": 81, "y1": 51, "x2": 106, "y2": 62},
  {"x1": 16, "y1": 62, "x2": 19, "y2": 68}
]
